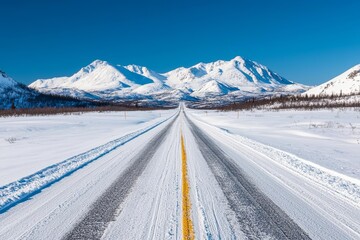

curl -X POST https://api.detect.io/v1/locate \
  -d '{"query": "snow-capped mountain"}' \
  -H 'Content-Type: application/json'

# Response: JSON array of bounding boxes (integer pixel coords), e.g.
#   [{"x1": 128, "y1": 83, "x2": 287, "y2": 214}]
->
[
  {"x1": 31, "y1": 60, "x2": 150, "y2": 93},
  {"x1": 0, "y1": 71, "x2": 96, "y2": 109},
  {"x1": 30, "y1": 60, "x2": 174, "y2": 101},
  {"x1": 305, "y1": 64, "x2": 360, "y2": 96},
  {"x1": 162, "y1": 56, "x2": 306, "y2": 98},
  {"x1": 30, "y1": 57, "x2": 308, "y2": 102},
  {"x1": 0, "y1": 70, "x2": 37, "y2": 109}
]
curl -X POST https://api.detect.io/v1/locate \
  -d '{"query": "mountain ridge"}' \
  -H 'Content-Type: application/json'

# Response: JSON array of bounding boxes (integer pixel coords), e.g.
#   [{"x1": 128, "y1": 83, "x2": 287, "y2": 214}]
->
[{"x1": 29, "y1": 56, "x2": 308, "y2": 102}]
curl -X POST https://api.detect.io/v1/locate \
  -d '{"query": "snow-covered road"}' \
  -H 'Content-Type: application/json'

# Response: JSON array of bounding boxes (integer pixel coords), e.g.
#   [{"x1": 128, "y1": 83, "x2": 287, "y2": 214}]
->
[{"x1": 0, "y1": 107, "x2": 359, "y2": 239}]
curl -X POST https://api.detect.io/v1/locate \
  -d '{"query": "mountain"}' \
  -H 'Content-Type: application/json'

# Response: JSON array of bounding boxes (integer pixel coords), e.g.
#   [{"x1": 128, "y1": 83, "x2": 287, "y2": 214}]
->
[
  {"x1": 0, "y1": 71, "x2": 95, "y2": 109},
  {"x1": 162, "y1": 56, "x2": 306, "y2": 98},
  {"x1": 29, "y1": 57, "x2": 308, "y2": 103},
  {"x1": 30, "y1": 60, "x2": 154, "y2": 98},
  {"x1": 304, "y1": 64, "x2": 360, "y2": 96},
  {"x1": 0, "y1": 70, "x2": 37, "y2": 109}
]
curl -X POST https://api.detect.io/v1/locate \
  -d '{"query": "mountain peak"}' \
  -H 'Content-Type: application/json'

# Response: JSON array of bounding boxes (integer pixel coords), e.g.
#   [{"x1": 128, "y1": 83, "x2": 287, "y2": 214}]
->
[
  {"x1": 87, "y1": 59, "x2": 109, "y2": 69},
  {"x1": 124, "y1": 64, "x2": 147, "y2": 74},
  {"x1": 90, "y1": 59, "x2": 108, "y2": 66},
  {"x1": 232, "y1": 56, "x2": 245, "y2": 62},
  {"x1": 78, "y1": 60, "x2": 110, "y2": 74}
]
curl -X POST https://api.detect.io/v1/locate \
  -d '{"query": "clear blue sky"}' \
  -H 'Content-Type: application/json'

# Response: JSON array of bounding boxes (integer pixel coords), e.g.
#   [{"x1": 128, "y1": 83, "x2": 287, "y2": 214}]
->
[{"x1": 1, "y1": 0, "x2": 360, "y2": 86}]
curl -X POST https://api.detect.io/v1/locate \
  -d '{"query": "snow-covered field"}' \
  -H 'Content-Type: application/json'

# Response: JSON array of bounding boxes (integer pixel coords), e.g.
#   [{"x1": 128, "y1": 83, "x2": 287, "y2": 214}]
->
[
  {"x1": 0, "y1": 107, "x2": 359, "y2": 239},
  {"x1": 190, "y1": 108, "x2": 360, "y2": 179},
  {"x1": 0, "y1": 110, "x2": 174, "y2": 186}
]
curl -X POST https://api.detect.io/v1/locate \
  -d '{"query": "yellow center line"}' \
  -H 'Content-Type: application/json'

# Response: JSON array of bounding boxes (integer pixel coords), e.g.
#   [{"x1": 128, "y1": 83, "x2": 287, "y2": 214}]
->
[{"x1": 181, "y1": 132, "x2": 195, "y2": 240}]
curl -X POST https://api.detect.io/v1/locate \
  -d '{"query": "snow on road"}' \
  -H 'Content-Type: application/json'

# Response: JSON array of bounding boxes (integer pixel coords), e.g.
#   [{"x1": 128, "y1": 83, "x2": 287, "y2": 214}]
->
[
  {"x1": 0, "y1": 107, "x2": 359, "y2": 239},
  {"x1": 187, "y1": 109, "x2": 360, "y2": 239},
  {"x1": 64, "y1": 114, "x2": 177, "y2": 239},
  {"x1": 102, "y1": 114, "x2": 182, "y2": 239},
  {"x1": 181, "y1": 114, "x2": 245, "y2": 239},
  {"x1": 103, "y1": 113, "x2": 239, "y2": 239}
]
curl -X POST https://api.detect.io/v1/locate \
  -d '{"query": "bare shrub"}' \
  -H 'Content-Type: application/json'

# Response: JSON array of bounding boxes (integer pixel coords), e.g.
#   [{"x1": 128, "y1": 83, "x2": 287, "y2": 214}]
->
[{"x1": 5, "y1": 137, "x2": 17, "y2": 144}]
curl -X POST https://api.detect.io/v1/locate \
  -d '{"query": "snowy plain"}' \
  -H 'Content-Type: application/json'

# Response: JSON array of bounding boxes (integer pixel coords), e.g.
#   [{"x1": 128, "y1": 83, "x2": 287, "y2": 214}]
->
[{"x1": 0, "y1": 107, "x2": 359, "y2": 239}]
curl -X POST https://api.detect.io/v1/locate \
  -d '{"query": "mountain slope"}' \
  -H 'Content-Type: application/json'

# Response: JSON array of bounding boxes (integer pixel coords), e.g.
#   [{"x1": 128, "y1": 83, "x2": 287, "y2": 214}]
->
[
  {"x1": 123, "y1": 64, "x2": 172, "y2": 96},
  {"x1": 305, "y1": 64, "x2": 360, "y2": 96},
  {"x1": 0, "y1": 70, "x2": 17, "y2": 88},
  {"x1": 0, "y1": 71, "x2": 38, "y2": 109},
  {"x1": 124, "y1": 64, "x2": 166, "y2": 83},
  {"x1": 191, "y1": 80, "x2": 238, "y2": 97}
]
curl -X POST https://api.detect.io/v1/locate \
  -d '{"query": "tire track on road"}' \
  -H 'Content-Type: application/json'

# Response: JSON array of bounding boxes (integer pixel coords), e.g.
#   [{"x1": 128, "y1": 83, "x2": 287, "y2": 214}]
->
[
  {"x1": 185, "y1": 113, "x2": 310, "y2": 239},
  {"x1": 63, "y1": 115, "x2": 177, "y2": 240}
]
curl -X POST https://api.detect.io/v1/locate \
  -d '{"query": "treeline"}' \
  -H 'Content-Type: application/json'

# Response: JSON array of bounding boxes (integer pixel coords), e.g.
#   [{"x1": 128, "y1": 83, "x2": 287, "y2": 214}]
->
[
  {"x1": 214, "y1": 93, "x2": 360, "y2": 111},
  {"x1": 28, "y1": 92, "x2": 93, "y2": 107},
  {"x1": 0, "y1": 104, "x2": 172, "y2": 117}
]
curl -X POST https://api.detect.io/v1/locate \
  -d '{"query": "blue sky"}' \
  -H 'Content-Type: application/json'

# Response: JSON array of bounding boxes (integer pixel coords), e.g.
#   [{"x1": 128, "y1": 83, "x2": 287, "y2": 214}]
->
[{"x1": 1, "y1": 0, "x2": 360, "y2": 85}]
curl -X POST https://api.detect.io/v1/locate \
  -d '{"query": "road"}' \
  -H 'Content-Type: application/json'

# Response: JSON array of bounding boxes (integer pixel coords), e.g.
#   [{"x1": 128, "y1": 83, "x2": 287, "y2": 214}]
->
[
  {"x1": 0, "y1": 107, "x2": 359, "y2": 239},
  {"x1": 185, "y1": 112, "x2": 310, "y2": 239}
]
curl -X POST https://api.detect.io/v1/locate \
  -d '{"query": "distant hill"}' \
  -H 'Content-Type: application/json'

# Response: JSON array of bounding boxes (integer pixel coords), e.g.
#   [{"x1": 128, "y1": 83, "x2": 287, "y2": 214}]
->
[
  {"x1": 305, "y1": 64, "x2": 360, "y2": 96},
  {"x1": 0, "y1": 70, "x2": 94, "y2": 109}
]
